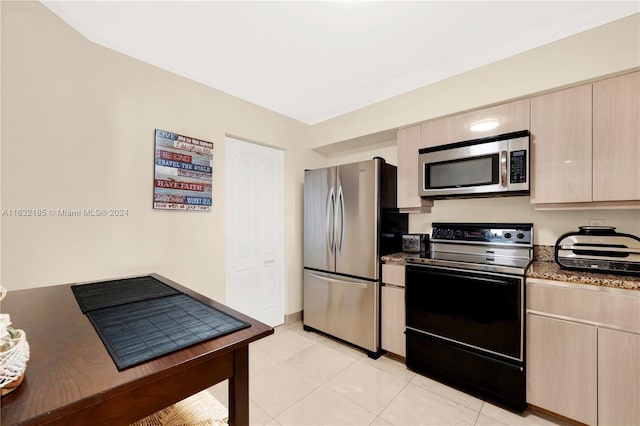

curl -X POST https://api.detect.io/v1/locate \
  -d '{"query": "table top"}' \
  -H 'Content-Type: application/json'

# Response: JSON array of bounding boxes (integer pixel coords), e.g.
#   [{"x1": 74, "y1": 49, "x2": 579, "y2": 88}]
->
[{"x1": 0, "y1": 273, "x2": 273, "y2": 425}]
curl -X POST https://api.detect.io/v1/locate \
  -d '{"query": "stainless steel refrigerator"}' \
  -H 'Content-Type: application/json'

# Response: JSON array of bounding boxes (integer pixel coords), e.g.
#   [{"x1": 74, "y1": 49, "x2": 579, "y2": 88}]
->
[{"x1": 303, "y1": 158, "x2": 405, "y2": 357}]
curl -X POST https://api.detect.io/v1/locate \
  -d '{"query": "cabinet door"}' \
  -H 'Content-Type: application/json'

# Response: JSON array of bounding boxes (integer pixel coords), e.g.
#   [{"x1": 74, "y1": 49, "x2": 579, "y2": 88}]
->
[
  {"x1": 397, "y1": 125, "x2": 431, "y2": 212},
  {"x1": 593, "y1": 71, "x2": 640, "y2": 202},
  {"x1": 598, "y1": 328, "x2": 640, "y2": 426},
  {"x1": 530, "y1": 84, "x2": 593, "y2": 204},
  {"x1": 421, "y1": 99, "x2": 530, "y2": 148},
  {"x1": 526, "y1": 314, "x2": 597, "y2": 425},
  {"x1": 381, "y1": 285, "x2": 405, "y2": 357}
]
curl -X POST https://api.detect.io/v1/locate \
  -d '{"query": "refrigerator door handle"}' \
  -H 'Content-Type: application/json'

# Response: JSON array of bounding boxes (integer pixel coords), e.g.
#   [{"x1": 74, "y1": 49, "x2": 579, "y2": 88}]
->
[
  {"x1": 337, "y1": 185, "x2": 345, "y2": 254},
  {"x1": 326, "y1": 187, "x2": 335, "y2": 251},
  {"x1": 308, "y1": 271, "x2": 369, "y2": 288}
]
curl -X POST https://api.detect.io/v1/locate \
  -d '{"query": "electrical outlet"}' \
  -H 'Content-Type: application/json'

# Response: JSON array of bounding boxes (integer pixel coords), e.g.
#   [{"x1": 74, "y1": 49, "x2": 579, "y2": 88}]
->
[{"x1": 589, "y1": 219, "x2": 605, "y2": 226}]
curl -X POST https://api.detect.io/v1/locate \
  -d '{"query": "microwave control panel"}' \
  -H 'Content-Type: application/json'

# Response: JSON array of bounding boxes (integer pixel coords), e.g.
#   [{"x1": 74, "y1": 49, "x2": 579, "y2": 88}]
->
[{"x1": 510, "y1": 150, "x2": 527, "y2": 184}]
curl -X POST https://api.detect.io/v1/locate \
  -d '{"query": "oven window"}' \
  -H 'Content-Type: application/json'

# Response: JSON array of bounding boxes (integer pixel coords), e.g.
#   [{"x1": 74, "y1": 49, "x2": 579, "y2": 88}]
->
[
  {"x1": 406, "y1": 265, "x2": 522, "y2": 360},
  {"x1": 426, "y1": 154, "x2": 498, "y2": 189}
]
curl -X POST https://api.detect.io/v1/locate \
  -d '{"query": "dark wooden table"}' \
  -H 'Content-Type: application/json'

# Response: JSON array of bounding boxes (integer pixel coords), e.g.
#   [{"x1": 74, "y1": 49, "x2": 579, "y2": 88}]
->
[{"x1": 0, "y1": 273, "x2": 273, "y2": 426}]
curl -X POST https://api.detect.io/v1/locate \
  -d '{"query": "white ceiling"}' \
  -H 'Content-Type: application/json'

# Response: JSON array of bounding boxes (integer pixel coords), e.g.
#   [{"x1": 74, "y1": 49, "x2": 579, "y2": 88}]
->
[{"x1": 42, "y1": 1, "x2": 639, "y2": 125}]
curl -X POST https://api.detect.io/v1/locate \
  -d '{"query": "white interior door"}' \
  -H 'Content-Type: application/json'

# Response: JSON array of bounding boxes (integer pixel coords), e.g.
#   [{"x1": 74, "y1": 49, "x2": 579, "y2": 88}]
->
[{"x1": 225, "y1": 137, "x2": 284, "y2": 327}]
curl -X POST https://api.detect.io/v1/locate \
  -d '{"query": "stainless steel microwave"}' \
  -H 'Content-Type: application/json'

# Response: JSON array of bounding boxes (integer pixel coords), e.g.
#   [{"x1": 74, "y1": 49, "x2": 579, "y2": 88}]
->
[{"x1": 418, "y1": 130, "x2": 530, "y2": 199}]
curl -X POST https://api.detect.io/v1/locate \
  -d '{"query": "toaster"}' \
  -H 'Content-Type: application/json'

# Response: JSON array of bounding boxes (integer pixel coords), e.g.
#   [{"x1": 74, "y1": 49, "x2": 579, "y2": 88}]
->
[{"x1": 402, "y1": 234, "x2": 429, "y2": 253}]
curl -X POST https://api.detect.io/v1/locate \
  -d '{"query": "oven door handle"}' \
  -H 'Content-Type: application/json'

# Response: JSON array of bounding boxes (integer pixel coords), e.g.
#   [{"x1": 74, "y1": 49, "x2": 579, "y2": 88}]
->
[
  {"x1": 416, "y1": 269, "x2": 515, "y2": 285},
  {"x1": 406, "y1": 264, "x2": 524, "y2": 281}
]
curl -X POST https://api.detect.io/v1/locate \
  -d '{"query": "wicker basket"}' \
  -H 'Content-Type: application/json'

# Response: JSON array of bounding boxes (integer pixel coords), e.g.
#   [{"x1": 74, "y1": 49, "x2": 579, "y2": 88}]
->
[{"x1": 0, "y1": 329, "x2": 30, "y2": 396}]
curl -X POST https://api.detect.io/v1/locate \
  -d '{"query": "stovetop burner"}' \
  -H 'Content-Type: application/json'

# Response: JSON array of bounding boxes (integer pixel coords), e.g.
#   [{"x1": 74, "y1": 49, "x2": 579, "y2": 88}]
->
[{"x1": 406, "y1": 223, "x2": 534, "y2": 275}]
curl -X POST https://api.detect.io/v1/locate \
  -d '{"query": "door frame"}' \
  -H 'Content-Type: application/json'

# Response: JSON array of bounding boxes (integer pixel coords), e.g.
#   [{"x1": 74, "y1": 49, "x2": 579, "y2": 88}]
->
[{"x1": 224, "y1": 136, "x2": 285, "y2": 327}]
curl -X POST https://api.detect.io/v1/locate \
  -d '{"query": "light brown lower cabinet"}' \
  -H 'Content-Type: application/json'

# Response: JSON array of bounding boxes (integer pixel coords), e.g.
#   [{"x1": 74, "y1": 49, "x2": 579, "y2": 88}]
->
[
  {"x1": 526, "y1": 278, "x2": 640, "y2": 425},
  {"x1": 381, "y1": 263, "x2": 406, "y2": 357},
  {"x1": 381, "y1": 285, "x2": 405, "y2": 357},
  {"x1": 598, "y1": 328, "x2": 640, "y2": 426},
  {"x1": 526, "y1": 314, "x2": 597, "y2": 425}
]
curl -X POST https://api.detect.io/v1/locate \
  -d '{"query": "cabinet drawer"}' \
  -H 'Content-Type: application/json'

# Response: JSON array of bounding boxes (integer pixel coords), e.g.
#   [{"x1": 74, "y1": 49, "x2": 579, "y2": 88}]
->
[
  {"x1": 526, "y1": 278, "x2": 640, "y2": 332},
  {"x1": 382, "y1": 264, "x2": 405, "y2": 287},
  {"x1": 527, "y1": 279, "x2": 600, "y2": 322}
]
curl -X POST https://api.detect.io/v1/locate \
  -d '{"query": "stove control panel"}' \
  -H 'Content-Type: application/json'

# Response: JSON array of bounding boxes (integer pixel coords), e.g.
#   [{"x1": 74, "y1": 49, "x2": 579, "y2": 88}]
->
[{"x1": 431, "y1": 223, "x2": 532, "y2": 245}]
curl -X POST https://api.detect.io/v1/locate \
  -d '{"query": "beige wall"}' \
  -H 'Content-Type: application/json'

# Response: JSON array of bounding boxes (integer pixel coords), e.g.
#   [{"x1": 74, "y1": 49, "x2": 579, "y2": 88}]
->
[
  {"x1": 324, "y1": 140, "x2": 397, "y2": 168},
  {"x1": 320, "y1": 13, "x2": 640, "y2": 247},
  {"x1": 0, "y1": 2, "x2": 324, "y2": 320},
  {"x1": 409, "y1": 198, "x2": 640, "y2": 246},
  {"x1": 1, "y1": 3, "x2": 639, "y2": 318},
  {"x1": 310, "y1": 13, "x2": 640, "y2": 147}
]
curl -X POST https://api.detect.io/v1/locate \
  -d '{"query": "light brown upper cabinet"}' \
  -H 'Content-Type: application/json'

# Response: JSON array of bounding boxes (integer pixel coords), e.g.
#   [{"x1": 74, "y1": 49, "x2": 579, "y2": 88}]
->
[
  {"x1": 421, "y1": 99, "x2": 530, "y2": 148},
  {"x1": 531, "y1": 71, "x2": 640, "y2": 208},
  {"x1": 397, "y1": 125, "x2": 432, "y2": 212},
  {"x1": 530, "y1": 84, "x2": 593, "y2": 204},
  {"x1": 593, "y1": 71, "x2": 640, "y2": 202}
]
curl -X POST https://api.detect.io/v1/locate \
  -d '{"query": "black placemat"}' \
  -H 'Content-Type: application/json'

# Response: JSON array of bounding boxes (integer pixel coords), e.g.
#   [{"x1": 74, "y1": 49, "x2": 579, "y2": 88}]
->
[
  {"x1": 72, "y1": 276, "x2": 179, "y2": 313},
  {"x1": 87, "y1": 294, "x2": 250, "y2": 370},
  {"x1": 72, "y1": 276, "x2": 251, "y2": 370}
]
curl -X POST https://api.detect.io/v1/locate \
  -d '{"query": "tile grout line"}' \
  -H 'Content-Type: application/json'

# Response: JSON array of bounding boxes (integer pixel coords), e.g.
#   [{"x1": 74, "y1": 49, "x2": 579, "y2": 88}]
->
[
  {"x1": 258, "y1": 322, "x2": 566, "y2": 426},
  {"x1": 374, "y1": 377, "x2": 412, "y2": 425},
  {"x1": 473, "y1": 401, "x2": 485, "y2": 425},
  {"x1": 254, "y1": 370, "x2": 321, "y2": 423},
  {"x1": 302, "y1": 336, "x2": 409, "y2": 423},
  {"x1": 253, "y1": 331, "x2": 324, "y2": 423},
  {"x1": 283, "y1": 338, "x2": 359, "y2": 384},
  {"x1": 268, "y1": 323, "x2": 488, "y2": 425}
]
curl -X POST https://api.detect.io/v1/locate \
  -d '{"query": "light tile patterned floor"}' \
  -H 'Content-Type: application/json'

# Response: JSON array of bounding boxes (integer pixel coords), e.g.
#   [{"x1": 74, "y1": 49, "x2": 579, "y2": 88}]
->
[{"x1": 208, "y1": 322, "x2": 571, "y2": 426}]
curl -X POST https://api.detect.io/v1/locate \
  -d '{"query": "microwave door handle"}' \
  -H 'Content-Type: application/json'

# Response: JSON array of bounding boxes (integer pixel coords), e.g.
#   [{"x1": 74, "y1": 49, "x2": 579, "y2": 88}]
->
[
  {"x1": 326, "y1": 187, "x2": 335, "y2": 251},
  {"x1": 500, "y1": 150, "x2": 508, "y2": 187}
]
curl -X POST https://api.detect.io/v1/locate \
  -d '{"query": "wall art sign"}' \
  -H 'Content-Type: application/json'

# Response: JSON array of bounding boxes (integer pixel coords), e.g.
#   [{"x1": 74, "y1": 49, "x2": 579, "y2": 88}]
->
[{"x1": 153, "y1": 129, "x2": 213, "y2": 211}]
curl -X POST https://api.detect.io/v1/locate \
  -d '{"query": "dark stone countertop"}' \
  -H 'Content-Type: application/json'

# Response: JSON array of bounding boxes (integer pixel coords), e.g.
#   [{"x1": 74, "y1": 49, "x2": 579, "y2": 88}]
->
[
  {"x1": 381, "y1": 252, "x2": 413, "y2": 265},
  {"x1": 526, "y1": 260, "x2": 640, "y2": 291},
  {"x1": 381, "y1": 249, "x2": 640, "y2": 291}
]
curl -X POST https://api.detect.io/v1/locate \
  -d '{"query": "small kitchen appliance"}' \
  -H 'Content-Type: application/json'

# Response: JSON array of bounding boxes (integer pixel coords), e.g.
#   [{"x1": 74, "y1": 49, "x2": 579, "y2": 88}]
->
[
  {"x1": 555, "y1": 226, "x2": 640, "y2": 276},
  {"x1": 402, "y1": 233, "x2": 429, "y2": 253},
  {"x1": 418, "y1": 130, "x2": 529, "y2": 199}
]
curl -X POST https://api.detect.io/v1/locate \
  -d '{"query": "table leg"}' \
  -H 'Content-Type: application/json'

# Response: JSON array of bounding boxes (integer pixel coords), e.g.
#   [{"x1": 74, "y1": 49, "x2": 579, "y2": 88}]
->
[{"x1": 228, "y1": 345, "x2": 249, "y2": 426}]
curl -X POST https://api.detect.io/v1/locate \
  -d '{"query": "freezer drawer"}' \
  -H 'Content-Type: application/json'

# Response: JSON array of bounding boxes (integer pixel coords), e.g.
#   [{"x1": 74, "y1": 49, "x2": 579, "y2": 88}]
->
[{"x1": 303, "y1": 269, "x2": 379, "y2": 352}]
